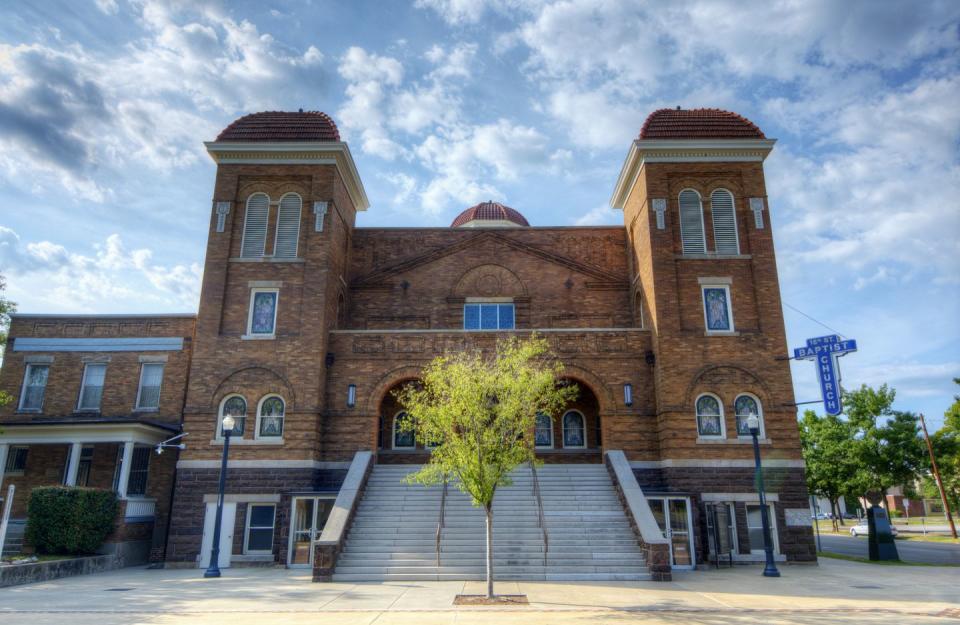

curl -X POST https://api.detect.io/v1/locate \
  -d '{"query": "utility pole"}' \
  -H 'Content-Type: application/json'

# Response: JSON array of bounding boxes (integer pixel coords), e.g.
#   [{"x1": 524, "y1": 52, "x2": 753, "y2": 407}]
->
[{"x1": 918, "y1": 413, "x2": 957, "y2": 539}]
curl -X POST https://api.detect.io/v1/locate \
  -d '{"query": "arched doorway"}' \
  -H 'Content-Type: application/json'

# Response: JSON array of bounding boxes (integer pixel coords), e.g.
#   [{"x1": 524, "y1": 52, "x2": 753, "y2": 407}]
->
[
  {"x1": 376, "y1": 379, "x2": 427, "y2": 463},
  {"x1": 534, "y1": 378, "x2": 602, "y2": 463}
]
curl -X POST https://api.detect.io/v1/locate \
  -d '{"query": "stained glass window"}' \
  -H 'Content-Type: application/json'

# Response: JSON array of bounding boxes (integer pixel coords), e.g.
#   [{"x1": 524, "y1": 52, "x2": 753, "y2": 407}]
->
[
  {"x1": 562, "y1": 411, "x2": 585, "y2": 448},
  {"x1": 258, "y1": 396, "x2": 285, "y2": 437},
  {"x1": 703, "y1": 287, "x2": 732, "y2": 331},
  {"x1": 393, "y1": 411, "x2": 415, "y2": 448},
  {"x1": 250, "y1": 290, "x2": 278, "y2": 335},
  {"x1": 535, "y1": 413, "x2": 553, "y2": 448},
  {"x1": 696, "y1": 395, "x2": 723, "y2": 436},
  {"x1": 735, "y1": 395, "x2": 760, "y2": 436},
  {"x1": 220, "y1": 395, "x2": 247, "y2": 437}
]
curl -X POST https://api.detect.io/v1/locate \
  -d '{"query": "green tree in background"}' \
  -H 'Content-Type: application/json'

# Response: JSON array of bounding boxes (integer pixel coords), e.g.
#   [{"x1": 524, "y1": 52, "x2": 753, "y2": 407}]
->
[
  {"x1": 844, "y1": 384, "x2": 925, "y2": 502},
  {"x1": 799, "y1": 410, "x2": 858, "y2": 528},
  {"x1": 0, "y1": 272, "x2": 15, "y2": 407},
  {"x1": 923, "y1": 379, "x2": 960, "y2": 512},
  {"x1": 395, "y1": 336, "x2": 577, "y2": 599}
]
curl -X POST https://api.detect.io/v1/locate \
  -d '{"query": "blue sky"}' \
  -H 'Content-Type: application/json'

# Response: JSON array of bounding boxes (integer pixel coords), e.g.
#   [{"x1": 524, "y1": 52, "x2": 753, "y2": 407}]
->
[{"x1": 0, "y1": 0, "x2": 957, "y2": 429}]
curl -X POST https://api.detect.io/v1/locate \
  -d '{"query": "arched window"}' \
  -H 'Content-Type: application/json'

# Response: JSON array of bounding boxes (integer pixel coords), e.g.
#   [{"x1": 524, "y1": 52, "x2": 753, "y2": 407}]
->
[
  {"x1": 218, "y1": 395, "x2": 246, "y2": 438},
  {"x1": 678, "y1": 189, "x2": 706, "y2": 254},
  {"x1": 710, "y1": 189, "x2": 739, "y2": 254},
  {"x1": 241, "y1": 193, "x2": 270, "y2": 258},
  {"x1": 534, "y1": 413, "x2": 554, "y2": 449},
  {"x1": 562, "y1": 410, "x2": 586, "y2": 449},
  {"x1": 393, "y1": 411, "x2": 415, "y2": 449},
  {"x1": 273, "y1": 193, "x2": 302, "y2": 258},
  {"x1": 696, "y1": 394, "x2": 724, "y2": 438},
  {"x1": 735, "y1": 394, "x2": 763, "y2": 437},
  {"x1": 257, "y1": 395, "x2": 285, "y2": 438}
]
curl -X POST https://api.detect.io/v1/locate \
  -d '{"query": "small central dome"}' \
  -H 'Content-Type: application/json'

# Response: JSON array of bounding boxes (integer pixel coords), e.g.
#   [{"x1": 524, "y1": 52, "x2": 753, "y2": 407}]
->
[
  {"x1": 216, "y1": 110, "x2": 340, "y2": 142},
  {"x1": 451, "y1": 201, "x2": 530, "y2": 228}
]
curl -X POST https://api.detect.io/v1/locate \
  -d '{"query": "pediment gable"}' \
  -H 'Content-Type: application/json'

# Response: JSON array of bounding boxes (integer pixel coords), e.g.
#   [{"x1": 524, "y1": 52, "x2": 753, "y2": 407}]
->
[{"x1": 351, "y1": 231, "x2": 627, "y2": 290}]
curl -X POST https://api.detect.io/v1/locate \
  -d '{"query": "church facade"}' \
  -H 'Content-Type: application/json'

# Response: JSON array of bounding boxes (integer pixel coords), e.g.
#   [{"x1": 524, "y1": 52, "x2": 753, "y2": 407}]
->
[{"x1": 0, "y1": 108, "x2": 816, "y2": 573}]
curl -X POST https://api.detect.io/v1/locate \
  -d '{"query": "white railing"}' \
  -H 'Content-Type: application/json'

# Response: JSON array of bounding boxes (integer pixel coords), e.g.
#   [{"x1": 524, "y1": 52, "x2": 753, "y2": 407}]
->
[{"x1": 124, "y1": 498, "x2": 157, "y2": 521}]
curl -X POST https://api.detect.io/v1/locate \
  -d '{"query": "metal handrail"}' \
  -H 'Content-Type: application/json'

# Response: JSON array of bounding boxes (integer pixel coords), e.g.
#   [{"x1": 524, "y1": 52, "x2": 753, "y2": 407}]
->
[
  {"x1": 530, "y1": 462, "x2": 548, "y2": 567},
  {"x1": 435, "y1": 477, "x2": 448, "y2": 567}
]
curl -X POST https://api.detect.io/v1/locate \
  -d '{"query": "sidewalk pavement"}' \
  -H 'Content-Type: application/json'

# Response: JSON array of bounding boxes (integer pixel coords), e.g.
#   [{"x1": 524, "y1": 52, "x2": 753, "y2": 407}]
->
[{"x1": 0, "y1": 558, "x2": 957, "y2": 624}]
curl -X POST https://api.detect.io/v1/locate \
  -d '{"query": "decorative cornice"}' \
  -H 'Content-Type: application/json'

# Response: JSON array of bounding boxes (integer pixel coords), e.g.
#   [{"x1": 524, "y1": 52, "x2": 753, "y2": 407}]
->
[
  {"x1": 609, "y1": 138, "x2": 776, "y2": 210},
  {"x1": 203, "y1": 141, "x2": 369, "y2": 212}
]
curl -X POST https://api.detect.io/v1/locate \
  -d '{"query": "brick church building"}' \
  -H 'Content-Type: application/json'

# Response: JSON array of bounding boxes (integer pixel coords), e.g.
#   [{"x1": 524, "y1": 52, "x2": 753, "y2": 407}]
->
[{"x1": 0, "y1": 108, "x2": 816, "y2": 578}]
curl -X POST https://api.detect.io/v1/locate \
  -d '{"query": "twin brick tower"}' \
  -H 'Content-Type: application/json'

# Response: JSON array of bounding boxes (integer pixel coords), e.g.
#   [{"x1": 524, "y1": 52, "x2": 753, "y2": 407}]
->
[{"x1": 0, "y1": 108, "x2": 815, "y2": 578}]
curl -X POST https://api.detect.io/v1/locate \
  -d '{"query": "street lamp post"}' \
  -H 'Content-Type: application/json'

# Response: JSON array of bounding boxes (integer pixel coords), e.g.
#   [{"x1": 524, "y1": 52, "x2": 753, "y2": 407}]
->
[
  {"x1": 204, "y1": 414, "x2": 235, "y2": 578},
  {"x1": 747, "y1": 413, "x2": 780, "y2": 578}
]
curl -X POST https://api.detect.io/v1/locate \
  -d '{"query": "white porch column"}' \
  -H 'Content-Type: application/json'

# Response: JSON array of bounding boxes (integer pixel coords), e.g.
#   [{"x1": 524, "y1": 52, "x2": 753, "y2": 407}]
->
[
  {"x1": 64, "y1": 442, "x2": 83, "y2": 486},
  {"x1": 116, "y1": 441, "x2": 135, "y2": 499},
  {"x1": 0, "y1": 443, "x2": 8, "y2": 497}
]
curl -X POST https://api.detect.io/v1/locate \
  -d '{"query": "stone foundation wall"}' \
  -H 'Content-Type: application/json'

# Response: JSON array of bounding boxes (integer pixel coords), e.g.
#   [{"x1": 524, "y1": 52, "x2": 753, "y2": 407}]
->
[
  {"x1": 166, "y1": 467, "x2": 346, "y2": 565},
  {"x1": 634, "y1": 466, "x2": 816, "y2": 563}
]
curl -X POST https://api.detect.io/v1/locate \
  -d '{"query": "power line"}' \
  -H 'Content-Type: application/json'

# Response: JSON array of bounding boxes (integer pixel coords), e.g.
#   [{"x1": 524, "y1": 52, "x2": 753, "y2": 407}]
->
[{"x1": 782, "y1": 301, "x2": 847, "y2": 339}]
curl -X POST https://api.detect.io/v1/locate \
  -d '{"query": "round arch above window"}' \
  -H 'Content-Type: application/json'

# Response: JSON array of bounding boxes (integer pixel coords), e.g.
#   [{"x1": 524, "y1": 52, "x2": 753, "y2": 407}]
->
[
  {"x1": 274, "y1": 192, "x2": 302, "y2": 259},
  {"x1": 392, "y1": 410, "x2": 415, "y2": 449},
  {"x1": 218, "y1": 394, "x2": 247, "y2": 439},
  {"x1": 734, "y1": 393, "x2": 763, "y2": 438},
  {"x1": 678, "y1": 189, "x2": 706, "y2": 255},
  {"x1": 561, "y1": 410, "x2": 586, "y2": 449},
  {"x1": 256, "y1": 394, "x2": 286, "y2": 439},
  {"x1": 695, "y1": 393, "x2": 725, "y2": 438}
]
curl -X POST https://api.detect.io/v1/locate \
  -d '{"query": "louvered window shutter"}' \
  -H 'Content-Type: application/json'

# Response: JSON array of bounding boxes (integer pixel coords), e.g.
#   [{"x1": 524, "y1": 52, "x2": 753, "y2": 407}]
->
[
  {"x1": 274, "y1": 194, "x2": 302, "y2": 258},
  {"x1": 678, "y1": 190, "x2": 706, "y2": 254},
  {"x1": 241, "y1": 193, "x2": 270, "y2": 258},
  {"x1": 710, "y1": 189, "x2": 739, "y2": 254}
]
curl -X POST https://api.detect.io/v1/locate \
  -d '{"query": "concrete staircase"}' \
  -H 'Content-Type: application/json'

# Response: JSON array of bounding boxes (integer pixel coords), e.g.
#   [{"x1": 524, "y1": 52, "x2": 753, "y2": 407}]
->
[
  {"x1": 1, "y1": 520, "x2": 26, "y2": 557},
  {"x1": 333, "y1": 463, "x2": 650, "y2": 581}
]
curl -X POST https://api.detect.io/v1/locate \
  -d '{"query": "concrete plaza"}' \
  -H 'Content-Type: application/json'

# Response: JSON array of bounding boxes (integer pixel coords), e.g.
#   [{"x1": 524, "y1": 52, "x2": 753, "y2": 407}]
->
[{"x1": 0, "y1": 558, "x2": 957, "y2": 624}]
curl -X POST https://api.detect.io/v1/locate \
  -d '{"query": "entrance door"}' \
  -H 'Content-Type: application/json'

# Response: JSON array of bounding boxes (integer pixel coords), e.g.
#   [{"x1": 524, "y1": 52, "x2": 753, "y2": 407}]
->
[
  {"x1": 199, "y1": 502, "x2": 236, "y2": 569},
  {"x1": 647, "y1": 497, "x2": 695, "y2": 569},
  {"x1": 287, "y1": 496, "x2": 336, "y2": 567}
]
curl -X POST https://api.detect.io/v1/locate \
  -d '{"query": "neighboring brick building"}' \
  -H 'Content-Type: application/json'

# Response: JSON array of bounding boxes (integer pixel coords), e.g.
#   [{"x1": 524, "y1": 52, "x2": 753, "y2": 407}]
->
[{"x1": 0, "y1": 107, "x2": 815, "y2": 573}]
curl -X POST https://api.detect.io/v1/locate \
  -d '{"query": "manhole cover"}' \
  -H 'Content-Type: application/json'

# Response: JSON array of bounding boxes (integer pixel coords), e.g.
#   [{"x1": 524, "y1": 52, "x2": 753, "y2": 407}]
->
[{"x1": 105, "y1": 588, "x2": 134, "y2": 592}]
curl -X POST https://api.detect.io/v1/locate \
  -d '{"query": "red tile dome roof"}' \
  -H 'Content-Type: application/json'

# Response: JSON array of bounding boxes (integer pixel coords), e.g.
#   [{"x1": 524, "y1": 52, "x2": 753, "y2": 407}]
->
[
  {"x1": 639, "y1": 108, "x2": 765, "y2": 140},
  {"x1": 216, "y1": 111, "x2": 340, "y2": 142},
  {"x1": 451, "y1": 201, "x2": 530, "y2": 228}
]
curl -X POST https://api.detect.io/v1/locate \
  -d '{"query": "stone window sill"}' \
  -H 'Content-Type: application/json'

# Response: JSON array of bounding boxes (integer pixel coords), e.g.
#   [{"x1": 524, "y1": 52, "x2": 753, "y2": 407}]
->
[
  {"x1": 676, "y1": 254, "x2": 752, "y2": 260},
  {"x1": 241, "y1": 334, "x2": 276, "y2": 341},
  {"x1": 705, "y1": 330, "x2": 740, "y2": 337},
  {"x1": 210, "y1": 438, "x2": 285, "y2": 446},
  {"x1": 697, "y1": 437, "x2": 771, "y2": 445},
  {"x1": 133, "y1": 407, "x2": 159, "y2": 413}
]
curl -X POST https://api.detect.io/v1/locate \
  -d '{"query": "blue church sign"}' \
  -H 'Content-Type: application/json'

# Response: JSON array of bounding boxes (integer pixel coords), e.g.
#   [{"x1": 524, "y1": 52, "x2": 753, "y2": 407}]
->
[{"x1": 793, "y1": 334, "x2": 857, "y2": 415}]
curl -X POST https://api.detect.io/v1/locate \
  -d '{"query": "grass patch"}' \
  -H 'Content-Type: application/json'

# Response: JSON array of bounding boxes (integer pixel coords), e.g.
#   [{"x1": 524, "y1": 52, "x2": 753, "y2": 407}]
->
[
  {"x1": 818, "y1": 551, "x2": 959, "y2": 567},
  {"x1": 894, "y1": 534, "x2": 960, "y2": 544}
]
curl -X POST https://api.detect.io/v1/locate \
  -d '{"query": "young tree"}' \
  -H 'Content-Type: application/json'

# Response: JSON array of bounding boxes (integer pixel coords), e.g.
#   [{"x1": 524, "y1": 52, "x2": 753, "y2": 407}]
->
[
  {"x1": 395, "y1": 336, "x2": 577, "y2": 599},
  {"x1": 799, "y1": 410, "x2": 858, "y2": 528},
  {"x1": 0, "y1": 272, "x2": 15, "y2": 407},
  {"x1": 925, "y1": 379, "x2": 960, "y2": 514}
]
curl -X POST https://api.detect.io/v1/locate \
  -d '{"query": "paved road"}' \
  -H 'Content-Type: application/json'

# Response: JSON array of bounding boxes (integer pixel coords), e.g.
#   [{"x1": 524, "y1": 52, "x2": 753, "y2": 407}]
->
[{"x1": 819, "y1": 533, "x2": 960, "y2": 565}]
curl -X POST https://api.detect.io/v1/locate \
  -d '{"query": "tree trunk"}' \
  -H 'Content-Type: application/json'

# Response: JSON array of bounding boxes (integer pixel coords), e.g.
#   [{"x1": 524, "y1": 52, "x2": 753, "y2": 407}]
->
[
  {"x1": 833, "y1": 498, "x2": 845, "y2": 526},
  {"x1": 485, "y1": 503, "x2": 494, "y2": 599}
]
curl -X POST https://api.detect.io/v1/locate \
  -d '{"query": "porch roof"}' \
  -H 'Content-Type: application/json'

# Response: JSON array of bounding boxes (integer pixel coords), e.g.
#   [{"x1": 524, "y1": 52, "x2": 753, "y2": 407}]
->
[{"x1": 0, "y1": 418, "x2": 179, "y2": 445}]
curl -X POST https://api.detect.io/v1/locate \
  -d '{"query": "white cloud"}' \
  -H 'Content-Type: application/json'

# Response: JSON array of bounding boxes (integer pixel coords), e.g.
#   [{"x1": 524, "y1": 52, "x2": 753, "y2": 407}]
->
[
  {"x1": 0, "y1": 227, "x2": 201, "y2": 312},
  {"x1": 574, "y1": 204, "x2": 619, "y2": 226},
  {"x1": 94, "y1": 0, "x2": 119, "y2": 15},
  {"x1": 0, "y1": 1, "x2": 326, "y2": 202}
]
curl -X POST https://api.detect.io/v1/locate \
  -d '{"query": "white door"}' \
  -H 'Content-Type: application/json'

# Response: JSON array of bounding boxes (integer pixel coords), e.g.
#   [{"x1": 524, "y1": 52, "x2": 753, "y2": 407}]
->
[{"x1": 199, "y1": 502, "x2": 236, "y2": 569}]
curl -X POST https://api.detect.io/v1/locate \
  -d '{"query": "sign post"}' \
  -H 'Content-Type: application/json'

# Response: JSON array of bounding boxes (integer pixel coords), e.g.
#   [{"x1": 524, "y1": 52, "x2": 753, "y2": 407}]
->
[{"x1": 793, "y1": 334, "x2": 857, "y2": 415}]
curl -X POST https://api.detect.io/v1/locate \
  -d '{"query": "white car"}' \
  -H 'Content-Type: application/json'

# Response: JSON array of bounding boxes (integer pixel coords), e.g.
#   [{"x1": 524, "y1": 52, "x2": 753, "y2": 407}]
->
[{"x1": 849, "y1": 522, "x2": 898, "y2": 537}]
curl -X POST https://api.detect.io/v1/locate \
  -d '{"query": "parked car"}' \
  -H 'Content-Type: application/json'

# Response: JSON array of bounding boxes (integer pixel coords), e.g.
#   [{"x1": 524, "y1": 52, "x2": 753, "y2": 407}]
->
[
  {"x1": 811, "y1": 512, "x2": 831, "y2": 520},
  {"x1": 849, "y1": 522, "x2": 898, "y2": 537}
]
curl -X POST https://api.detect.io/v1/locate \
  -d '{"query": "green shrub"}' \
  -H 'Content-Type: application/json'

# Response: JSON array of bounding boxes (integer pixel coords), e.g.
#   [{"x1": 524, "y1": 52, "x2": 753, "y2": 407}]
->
[
  {"x1": 888, "y1": 509, "x2": 902, "y2": 519},
  {"x1": 26, "y1": 487, "x2": 118, "y2": 555}
]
